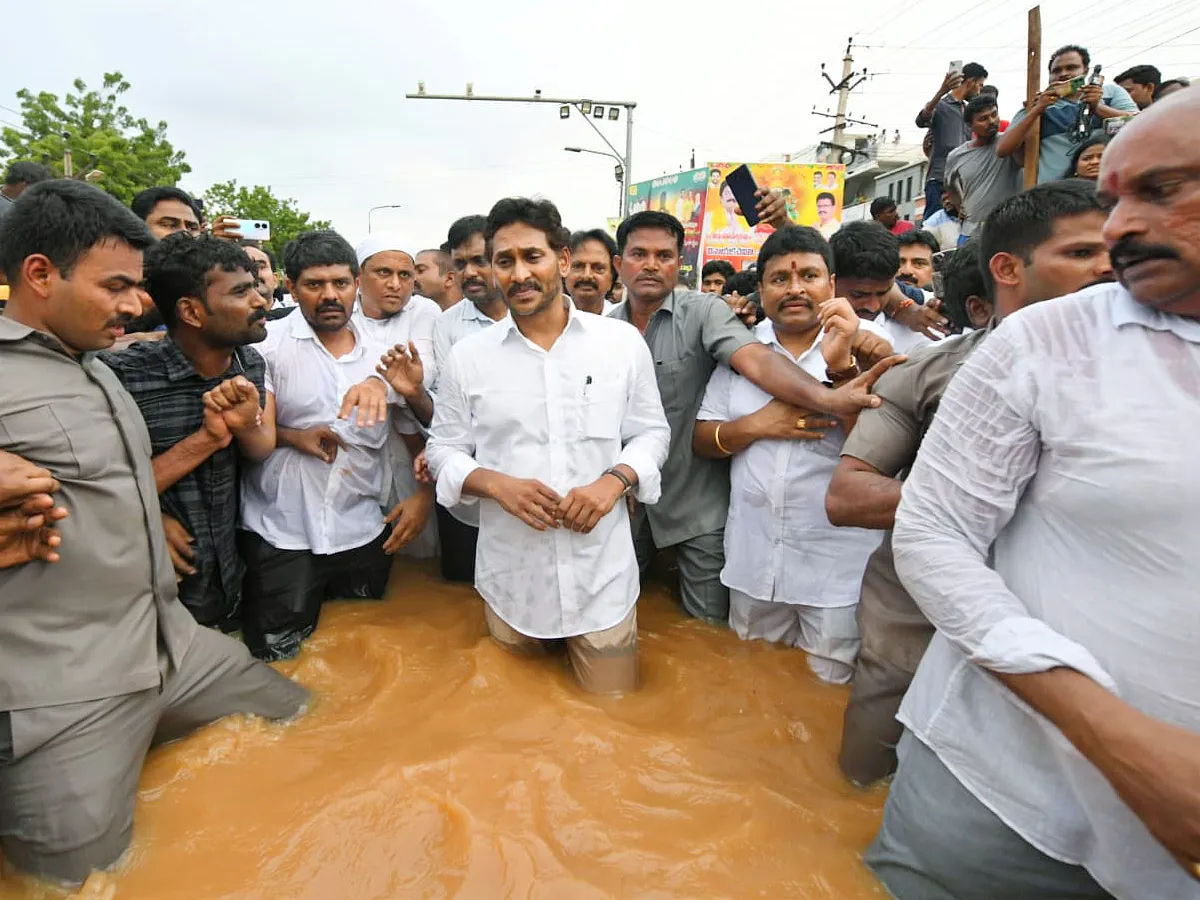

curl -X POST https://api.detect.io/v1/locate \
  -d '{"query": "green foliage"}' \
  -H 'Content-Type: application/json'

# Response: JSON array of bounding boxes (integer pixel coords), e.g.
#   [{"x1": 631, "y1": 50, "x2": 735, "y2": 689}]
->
[
  {"x1": 0, "y1": 72, "x2": 190, "y2": 205},
  {"x1": 202, "y1": 180, "x2": 332, "y2": 261}
]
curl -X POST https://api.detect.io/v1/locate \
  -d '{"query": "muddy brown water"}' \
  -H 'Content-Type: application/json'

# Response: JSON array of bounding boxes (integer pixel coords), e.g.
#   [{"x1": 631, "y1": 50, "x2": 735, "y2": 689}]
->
[{"x1": 1, "y1": 562, "x2": 886, "y2": 899}]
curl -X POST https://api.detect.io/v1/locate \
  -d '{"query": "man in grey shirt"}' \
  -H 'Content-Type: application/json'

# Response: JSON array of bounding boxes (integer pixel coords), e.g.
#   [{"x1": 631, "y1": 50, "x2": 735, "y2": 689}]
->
[
  {"x1": 915, "y1": 63, "x2": 988, "y2": 218},
  {"x1": 609, "y1": 211, "x2": 900, "y2": 623},
  {"x1": 946, "y1": 94, "x2": 1023, "y2": 236},
  {"x1": 0, "y1": 180, "x2": 308, "y2": 884}
]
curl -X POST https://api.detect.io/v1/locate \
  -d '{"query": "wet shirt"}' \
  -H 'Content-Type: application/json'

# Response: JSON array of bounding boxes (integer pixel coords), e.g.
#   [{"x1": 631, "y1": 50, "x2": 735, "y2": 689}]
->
[
  {"x1": 99, "y1": 337, "x2": 266, "y2": 627},
  {"x1": 608, "y1": 289, "x2": 756, "y2": 546},
  {"x1": 0, "y1": 316, "x2": 197, "y2": 710}
]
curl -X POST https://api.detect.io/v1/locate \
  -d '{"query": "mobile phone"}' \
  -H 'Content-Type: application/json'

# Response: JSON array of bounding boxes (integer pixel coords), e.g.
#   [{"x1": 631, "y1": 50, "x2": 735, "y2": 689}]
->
[
  {"x1": 949, "y1": 60, "x2": 964, "y2": 76},
  {"x1": 723, "y1": 165, "x2": 762, "y2": 226},
  {"x1": 1051, "y1": 76, "x2": 1086, "y2": 97},
  {"x1": 230, "y1": 218, "x2": 271, "y2": 241},
  {"x1": 931, "y1": 249, "x2": 955, "y2": 300}
]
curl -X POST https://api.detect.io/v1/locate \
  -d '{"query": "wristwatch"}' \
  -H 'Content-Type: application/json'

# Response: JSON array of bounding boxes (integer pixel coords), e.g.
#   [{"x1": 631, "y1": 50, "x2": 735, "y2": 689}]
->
[{"x1": 604, "y1": 467, "x2": 635, "y2": 495}]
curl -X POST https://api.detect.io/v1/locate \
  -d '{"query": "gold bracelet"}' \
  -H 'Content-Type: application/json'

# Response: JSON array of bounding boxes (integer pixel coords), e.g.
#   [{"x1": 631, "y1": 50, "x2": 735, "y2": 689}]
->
[{"x1": 714, "y1": 423, "x2": 733, "y2": 456}]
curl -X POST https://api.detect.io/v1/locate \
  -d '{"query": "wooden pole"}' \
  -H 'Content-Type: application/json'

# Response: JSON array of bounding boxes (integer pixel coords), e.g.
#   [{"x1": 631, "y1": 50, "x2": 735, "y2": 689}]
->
[{"x1": 1023, "y1": 6, "x2": 1042, "y2": 188}]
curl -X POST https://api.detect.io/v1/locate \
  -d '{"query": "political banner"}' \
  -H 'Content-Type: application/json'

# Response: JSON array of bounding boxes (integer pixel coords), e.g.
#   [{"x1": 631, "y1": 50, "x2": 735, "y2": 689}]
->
[
  {"x1": 700, "y1": 162, "x2": 845, "y2": 272},
  {"x1": 626, "y1": 167, "x2": 709, "y2": 288}
]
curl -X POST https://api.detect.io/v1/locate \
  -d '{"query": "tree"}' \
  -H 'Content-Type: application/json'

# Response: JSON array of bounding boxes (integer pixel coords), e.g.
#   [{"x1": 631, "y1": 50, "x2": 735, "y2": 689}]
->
[
  {"x1": 0, "y1": 72, "x2": 190, "y2": 205},
  {"x1": 202, "y1": 181, "x2": 332, "y2": 262}
]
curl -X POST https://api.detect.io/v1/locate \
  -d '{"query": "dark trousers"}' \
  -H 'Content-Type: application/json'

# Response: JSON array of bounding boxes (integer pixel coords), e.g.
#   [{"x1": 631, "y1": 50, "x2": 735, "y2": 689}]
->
[
  {"x1": 435, "y1": 504, "x2": 478, "y2": 584},
  {"x1": 237, "y1": 528, "x2": 393, "y2": 661},
  {"x1": 924, "y1": 179, "x2": 944, "y2": 220}
]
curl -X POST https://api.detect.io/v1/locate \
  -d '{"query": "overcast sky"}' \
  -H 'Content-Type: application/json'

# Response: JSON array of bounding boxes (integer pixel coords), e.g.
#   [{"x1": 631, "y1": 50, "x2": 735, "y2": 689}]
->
[{"x1": 5, "y1": 0, "x2": 1197, "y2": 251}]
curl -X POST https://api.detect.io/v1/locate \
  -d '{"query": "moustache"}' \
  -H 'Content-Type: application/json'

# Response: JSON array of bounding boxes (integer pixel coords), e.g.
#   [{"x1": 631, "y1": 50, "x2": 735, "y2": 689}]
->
[
  {"x1": 106, "y1": 314, "x2": 135, "y2": 329},
  {"x1": 249, "y1": 309, "x2": 268, "y2": 324},
  {"x1": 316, "y1": 302, "x2": 345, "y2": 314},
  {"x1": 779, "y1": 295, "x2": 812, "y2": 309},
  {"x1": 1109, "y1": 237, "x2": 1181, "y2": 272},
  {"x1": 896, "y1": 274, "x2": 918, "y2": 285},
  {"x1": 507, "y1": 280, "x2": 541, "y2": 298},
  {"x1": 463, "y1": 278, "x2": 488, "y2": 291},
  {"x1": 572, "y1": 279, "x2": 599, "y2": 291}
]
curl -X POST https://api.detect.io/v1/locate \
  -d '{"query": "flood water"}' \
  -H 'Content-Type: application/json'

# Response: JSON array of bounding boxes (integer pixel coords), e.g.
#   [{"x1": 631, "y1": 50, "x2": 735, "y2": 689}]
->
[{"x1": 1, "y1": 562, "x2": 886, "y2": 900}]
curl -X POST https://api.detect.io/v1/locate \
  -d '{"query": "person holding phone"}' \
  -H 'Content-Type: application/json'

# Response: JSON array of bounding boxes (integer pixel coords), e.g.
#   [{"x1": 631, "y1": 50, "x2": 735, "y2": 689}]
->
[
  {"x1": 915, "y1": 62, "x2": 989, "y2": 219},
  {"x1": 996, "y1": 44, "x2": 1138, "y2": 183}
]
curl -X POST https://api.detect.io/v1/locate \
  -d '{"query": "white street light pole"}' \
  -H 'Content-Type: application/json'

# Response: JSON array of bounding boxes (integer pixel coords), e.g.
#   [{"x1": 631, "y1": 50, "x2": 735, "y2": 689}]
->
[
  {"x1": 368, "y1": 204, "x2": 402, "y2": 232},
  {"x1": 564, "y1": 147, "x2": 624, "y2": 218}
]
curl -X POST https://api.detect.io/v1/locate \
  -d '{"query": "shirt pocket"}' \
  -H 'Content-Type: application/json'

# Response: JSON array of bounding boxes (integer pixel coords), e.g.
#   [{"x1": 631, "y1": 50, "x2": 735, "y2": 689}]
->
[
  {"x1": 653, "y1": 356, "x2": 693, "y2": 416},
  {"x1": 581, "y1": 377, "x2": 624, "y2": 440},
  {"x1": 0, "y1": 405, "x2": 85, "y2": 481}
]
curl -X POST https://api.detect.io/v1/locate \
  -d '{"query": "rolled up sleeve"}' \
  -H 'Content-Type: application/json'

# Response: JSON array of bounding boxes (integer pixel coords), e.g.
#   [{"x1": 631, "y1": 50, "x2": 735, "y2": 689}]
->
[
  {"x1": 424, "y1": 352, "x2": 481, "y2": 509},
  {"x1": 698, "y1": 294, "x2": 756, "y2": 366},
  {"x1": 616, "y1": 338, "x2": 670, "y2": 505},
  {"x1": 892, "y1": 324, "x2": 1118, "y2": 691}
]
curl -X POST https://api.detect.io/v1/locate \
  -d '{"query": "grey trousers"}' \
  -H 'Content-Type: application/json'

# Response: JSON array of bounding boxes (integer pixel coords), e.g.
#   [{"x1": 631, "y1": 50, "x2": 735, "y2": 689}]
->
[
  {"x1": 865, "y1": 731, "x2": 1116, "y2": 900},
  {"x1": 839, "y1": 646, "x2": 910, "y2": 786},
  {"x1": 0, "y1": 626, "x2": 309, "y2": 885},
  {"x1": 632, "y1": 514, "x2": 729, "y2": 623}
]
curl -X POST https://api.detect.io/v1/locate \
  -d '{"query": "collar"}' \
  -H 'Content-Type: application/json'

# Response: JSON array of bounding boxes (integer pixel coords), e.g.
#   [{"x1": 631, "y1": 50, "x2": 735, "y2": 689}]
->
[
  {"x1": 0, "y1": 313, "x2": 79, "y2": 359},
  {"x1": 1109, "y1": 285, "x2": 1200, "y2": 344},
  {"x1": 754, "y1": 318, "x2": 824, "y2": 363},
  {"x1": 462, "y1": 298, "x2": 502, "y2": 324},
  {"x1": 284, "y1": 307, "x2": 366, "y2": 349},
  {"x1": 498, "y1": 296, "x2": 585, "y2": 346},
  {"x1": 0, "y1": 313, "x2": 34, "y2": 343},
  {"x1": 159, "y1": 335, "x2": 249, "y2": 383},
  {"x1": 612, "y1": 287, "x2": 680, "y2": 322}
]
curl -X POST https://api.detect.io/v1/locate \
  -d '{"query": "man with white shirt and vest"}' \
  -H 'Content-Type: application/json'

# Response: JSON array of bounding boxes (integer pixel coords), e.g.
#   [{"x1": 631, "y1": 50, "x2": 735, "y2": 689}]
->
[
  {"x1": 428, "y1": 215, "x2": 510, "y2": 584},
  {"x1": 352, "y1": 233, "x2": 438, "y2": 558},
  {"x1": 866, "y1": 89, "x2": 1200, "y2": 900},
  {"x1": 426, "y1": 197, "x2": 669, "y2": 694},
  {"x1": 238, "y1": 230, "x2": 416, "y2": 661}
]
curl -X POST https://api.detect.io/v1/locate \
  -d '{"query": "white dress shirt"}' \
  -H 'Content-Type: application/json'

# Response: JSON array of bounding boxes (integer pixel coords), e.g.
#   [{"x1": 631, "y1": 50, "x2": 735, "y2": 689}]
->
[
  {"x1": 430, "y1": 298, "x2": 509, "y2": 526},
  {"x1": 425, "y1": 303, "x2": 670, "y2": 639},
  {"x1": 699, "y1": 318, "x2": 890, "y2": 607},
  {"x1": 241, "y1": 313, "x2": 391, "y2": 555},
  {"x1": 893, "y1": 283, "x2": 1200, "y2": 900}
]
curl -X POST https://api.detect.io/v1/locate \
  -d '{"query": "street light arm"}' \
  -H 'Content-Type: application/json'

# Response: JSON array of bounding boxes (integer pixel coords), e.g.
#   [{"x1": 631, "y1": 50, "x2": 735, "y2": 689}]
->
[
  {"x1": 564, "y1": 146, "x2": 622, "y2": 164},
  {"x1": 575, "y1": 105, "x2": 625, "y2": 162}
]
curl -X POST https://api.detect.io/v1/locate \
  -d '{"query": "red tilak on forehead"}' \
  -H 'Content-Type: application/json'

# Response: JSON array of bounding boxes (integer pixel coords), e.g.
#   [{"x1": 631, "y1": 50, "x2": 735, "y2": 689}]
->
[{"x1": 1102, "y1": 171, "x2": 1122, "y2": 194}]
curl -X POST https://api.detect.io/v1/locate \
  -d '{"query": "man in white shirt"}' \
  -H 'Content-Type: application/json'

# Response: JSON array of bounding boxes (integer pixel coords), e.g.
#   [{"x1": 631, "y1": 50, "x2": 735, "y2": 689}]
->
[
  {"x1": 693, "y1": 226, "x2": 891, "y2": 683},
  {"x1": 426, "y1": 198, "x2": 669, "y2": 694},
  {"x1": 428, "y1": 215, "x2": 510, "y2": 584},
  {"x1": 566, "y1": 229, "x2": 621, "y2": 315},
  {"x1": 828, "y1": 222, "x2": 936, "y2": 356},
  {"x1": 238, "y1": 231, "x2": 411, "y2": 661},
  {"x1": 352, "y1": 234, "x2": 438, "y2": 557},
  {"x1": 866, "y1": 89, "x2": 1200, "y2": 899}
]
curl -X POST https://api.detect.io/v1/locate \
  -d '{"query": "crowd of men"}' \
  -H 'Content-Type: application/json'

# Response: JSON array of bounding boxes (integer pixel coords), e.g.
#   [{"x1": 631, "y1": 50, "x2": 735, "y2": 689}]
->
[{"x1": 0, "y1": 48, "x2": 1197, "y2": 900}]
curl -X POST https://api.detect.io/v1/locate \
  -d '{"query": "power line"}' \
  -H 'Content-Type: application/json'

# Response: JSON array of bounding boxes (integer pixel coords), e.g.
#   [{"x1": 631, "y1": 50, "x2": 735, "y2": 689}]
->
[{"x1": 1108, "y1": 22, "x2": 1200, "y2": 67}]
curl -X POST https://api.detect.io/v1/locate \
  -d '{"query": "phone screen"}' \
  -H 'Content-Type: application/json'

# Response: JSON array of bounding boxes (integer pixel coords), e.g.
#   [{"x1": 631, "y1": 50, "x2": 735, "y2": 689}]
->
[{"x1": 724, "y1": 165, "x2": 761, "y2": 226}]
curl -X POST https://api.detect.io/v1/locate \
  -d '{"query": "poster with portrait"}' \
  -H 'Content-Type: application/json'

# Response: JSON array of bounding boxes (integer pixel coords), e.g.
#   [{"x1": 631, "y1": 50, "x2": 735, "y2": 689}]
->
[
  {"x1": 625, "y1": 167, "x2": 710, "y2": 288},
  {"x1": 699, "y1": 162, "x2": 845, "y2": 271}
]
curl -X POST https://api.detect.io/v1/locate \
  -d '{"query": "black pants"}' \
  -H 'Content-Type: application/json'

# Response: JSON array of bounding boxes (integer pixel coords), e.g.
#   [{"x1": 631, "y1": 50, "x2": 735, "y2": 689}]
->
[
  {"x1": 237, "y1": 528, "x2": 393, "y2": 661},
  {"x1": 434, "y1": 504, "x2": 478, "y2": 584}
]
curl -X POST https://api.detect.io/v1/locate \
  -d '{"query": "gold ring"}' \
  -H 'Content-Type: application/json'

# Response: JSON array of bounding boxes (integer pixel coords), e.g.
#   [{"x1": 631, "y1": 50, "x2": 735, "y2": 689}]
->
[
  {"x1": 1192, "y1": 860, "x2": 1200, "y2": 880},
  {"x1": 796, "y1": 417, "x2": 808, "y2": 429}
]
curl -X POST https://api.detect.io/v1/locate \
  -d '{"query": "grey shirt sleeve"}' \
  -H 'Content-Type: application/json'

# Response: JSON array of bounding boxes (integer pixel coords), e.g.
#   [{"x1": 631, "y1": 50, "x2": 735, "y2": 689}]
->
[{"x1": 696, "y1": 293, "x2": 757, "y2": 367}]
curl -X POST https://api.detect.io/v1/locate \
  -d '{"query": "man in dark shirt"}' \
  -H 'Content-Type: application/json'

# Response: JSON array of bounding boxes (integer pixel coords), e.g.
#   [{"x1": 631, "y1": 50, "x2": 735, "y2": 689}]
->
[
  {"x1": 915, "y1": 62, "x2": 988, "y2": 218},
  {"x1": 100, "y1": 234, "x2": 275, "y2": 630}
]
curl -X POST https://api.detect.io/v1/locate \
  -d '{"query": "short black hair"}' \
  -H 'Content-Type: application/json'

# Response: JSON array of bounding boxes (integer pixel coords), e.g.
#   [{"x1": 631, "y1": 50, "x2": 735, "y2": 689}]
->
[
  {"x1": 829, "y1": 220, "x2": 900, "y2": 281},
  {"x1": 899, "y1": 229, "x2": 941, "y2": 254},
  {"x1": 240, "y1": 239, "x2": 277, "y2": 272},
  {"x1": 4, "y1": 161, "x2": 52, "y2": 187},
  {"x1": 1068, "y1": 134, "x2": 1111, "y2": 176},
  {"x1": 1114, "y1": 64, "x2": 1161, "y2": 89},
  {"x1": 978, "y1": 179, "x2": 1104, "y2": 297},
  {"x1": 963, "y1": 62, "x2": 988, "y2": 80},
  {"x1": 417, "y1": 247, "x2": 451, "y2": 274},
  {"x1": 1159, "y1": 77, "x2": 1190, "y2": 92},
  {"x1": 723, "y1": 270, "x2": 757, "y2": 296},
  {"x1": 964, "y1": 94, "x2": 999, "y2": 125},
  {"x1": 981, "y1": 84, "x2": 1000, "y2": 98},
  {"x1": 816, "y1": 191, "x2": 836, "y2": 205},
  {"x1": 569, "y1": 229, "x2": 617, "y2": 263},
  {"x1": 144, "y1": 233, "x2": 256, "y2": 330},
  {"x1": 0, "y1": 179, "x2": 154, "y2": 283},
  {"x1": 485, "y1": 197, "x2": 569, "y2": 253},
  {"x1": 446, "y1": 215, "x2": 488, "y2": 253},
  {"x1": 755, "y1": 226, "x2": 834, "y2": 282},
  {"x1": 282, "y1": 230, "x2": 358, "y2": 282},
  {"x1": 1049, "y1": 44, "x2": 1090, "y2": 72},
  {"x1": 130, "y1": 186, "x2": 200, "y2": 223},
  {"x1": 701, "y1": 259, "x2": 736, "y2": 281},
  {"x1": 616, "y1": 210, "x2": 685, "y2": 255},
  {"x1": 938, "y1": 240, "x2": 989, "y2": 327},
  {"x1": 869, "y1": 196, "x2": 897, "y2": 218}
]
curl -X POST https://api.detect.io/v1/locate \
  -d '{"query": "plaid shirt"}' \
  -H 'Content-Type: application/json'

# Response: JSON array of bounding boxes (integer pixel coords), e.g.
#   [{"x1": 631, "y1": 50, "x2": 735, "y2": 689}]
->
[{"x1": 99, "y1": 338, "x2": 267, "y2": 627}]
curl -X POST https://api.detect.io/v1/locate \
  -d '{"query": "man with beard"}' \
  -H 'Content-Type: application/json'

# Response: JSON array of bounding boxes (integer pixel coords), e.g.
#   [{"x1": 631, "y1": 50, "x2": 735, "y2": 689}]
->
[
  {"x1": 863, "y1": 93, "x2": 1200, "y2": 899},
  {"x1": 897, "y1": 231, "x2": 940, "y2": 293},
  {"x1": 428, "y1": 215, "x2": 510, "y2": 583},
  {"x1": 610, "y1": 210, "x2": 901, "y2": 624},
  {"x1": 351, "y1": 233, "x2": 438, "y2": 556},
  {"x1": 567, "y1": 229, "x2": 620, "y2": 314},
  {"x1": 828, "y1": 180, "x2": 1114, "y2": 791},
  {"x1": 0, "y1": 180, "x2": 308, "y2": 885},
  {"x1": 426, "y1": 197, "x2": 669, "y2": 693},
  {"x1": 946, "y1": 94, "x2": 1023, "y2": 237},
  {"x1": 413, "y1": 247, "x2": 462, "y2": 311},
  {"x1": 238, "y1": 230, "x2": 404, "y2": 661},
  {"x1": 100, "y1": 235, "x2": 275, "y2": 632}
]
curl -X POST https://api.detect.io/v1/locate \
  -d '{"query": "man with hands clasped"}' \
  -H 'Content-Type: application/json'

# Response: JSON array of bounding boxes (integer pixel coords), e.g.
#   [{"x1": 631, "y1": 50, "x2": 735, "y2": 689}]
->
[
  {"x1": 694, "y1": 226, "x2": 892, "y2": 683},
  {"x1": 426, "y1": 197, "x2": 669, "y2": 694}
]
